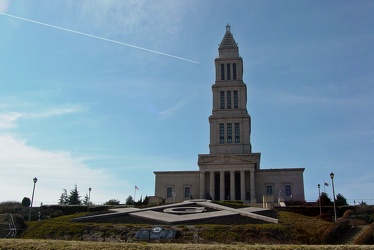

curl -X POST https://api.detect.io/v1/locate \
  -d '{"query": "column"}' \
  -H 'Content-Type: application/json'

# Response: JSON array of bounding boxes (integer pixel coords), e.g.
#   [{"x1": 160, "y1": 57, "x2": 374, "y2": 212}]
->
[
  {"x1": 220, "y1": 171, "x2": 225, "y2": 201},
  {"x1": 250, "y1": 170, "x2": 256, "y2": 203},
  {"x1": 240, "y1": 170, "x2": 246, "y2": 201},
  {"x1": 209, "y1": 171, "x2": 215, "y2": 200},
  {"x1": 200, "y1": 171, "x2": 205, "y2": 199},
  {"x1": 230, "y1": 171, "x2": 235, "y2": 200}
]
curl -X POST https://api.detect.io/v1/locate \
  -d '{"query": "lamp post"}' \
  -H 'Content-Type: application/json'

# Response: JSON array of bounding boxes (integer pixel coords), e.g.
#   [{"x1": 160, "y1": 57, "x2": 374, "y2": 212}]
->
[
  {"x1": 318, "y1": 184, "x2": 322, "y2": 215},
  {"x1": 28, "y1": 177, "x2": 38, "y2": 221},
  {"x1": 87, "y1": 187, "x2": 91, "y2": 212},
  {"x1": 330, "y1": 172, "x2": 337, "y2": 222}
]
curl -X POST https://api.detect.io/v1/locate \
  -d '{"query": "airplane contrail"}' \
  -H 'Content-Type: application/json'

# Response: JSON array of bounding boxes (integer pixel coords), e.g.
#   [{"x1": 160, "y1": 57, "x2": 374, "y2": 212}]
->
[{"x1": 0, "y1": 12, "x2": 199, "y2": 64}]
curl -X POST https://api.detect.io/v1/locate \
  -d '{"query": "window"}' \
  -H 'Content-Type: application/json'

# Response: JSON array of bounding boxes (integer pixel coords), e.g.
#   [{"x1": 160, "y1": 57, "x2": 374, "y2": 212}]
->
[
  {"x1": 266, "y1": 185, "x2": 273, "y2": 195},
  {"x1": 221, "y1": 64, "x2": 225, "y2": 80},
  {"x1": 166, "y1": 187, "x2": 173, "y2": 198},
  {"x1": 219, "y1": 123, "x2": 225, "y2": 144},
  {"x1": 184, "y1": 186, "x2": 191, "y2": 199},
  {"x1": 285, "y1": 185, "x2": 292, "y2": 197},
  {"x1": 227, "y1": 63, "x2": 231, "y2": 80},
  {"x1": 234, "y1": 90, "x2": 238, "y2": 109},
  {"x1": 227, "y1": 91, "x2": 231, "y2": 109},
  {"x1": 235, "y1": 123, "x2": 240, "y2": 143},
  {"x1": 227, "y1": 123, "x2": 232, "y2": 143},
  {"x1": 220, "y1": 91, "x2": 225, "y2": 109},
  {"x1": 233, "y1": 63, "x2": 237, "y2": 80}
]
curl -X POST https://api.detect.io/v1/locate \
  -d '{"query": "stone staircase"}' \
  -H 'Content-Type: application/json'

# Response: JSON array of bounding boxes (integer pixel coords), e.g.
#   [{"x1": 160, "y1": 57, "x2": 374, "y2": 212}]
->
[{"x1": 335, "y1": 225, "x2": 369, "y2": 245}]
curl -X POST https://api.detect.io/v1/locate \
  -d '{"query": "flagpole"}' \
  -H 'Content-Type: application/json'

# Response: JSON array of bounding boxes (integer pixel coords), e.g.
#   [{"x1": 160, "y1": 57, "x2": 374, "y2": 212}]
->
[{"x1": 134, "y1": 187, "x2": 136, "y2": 202}]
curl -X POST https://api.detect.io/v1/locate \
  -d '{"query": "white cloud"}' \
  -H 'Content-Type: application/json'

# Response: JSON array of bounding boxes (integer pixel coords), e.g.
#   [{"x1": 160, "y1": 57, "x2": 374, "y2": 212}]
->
[
  {"x1": 158, "y1": 100, "x2": 186, "y2": 120},
  {"x1": 0, "y1": 104, "x2": 85, "y2": 130},
  {"x1": 0, "y1": 112, "x2": 21, "y2": 129},
  {"x1": 24, "y1": 104, "x2": 85, "y2": 119},
  {"x1": 0, "y1": 134, "x2": 128, "y2": 204}
]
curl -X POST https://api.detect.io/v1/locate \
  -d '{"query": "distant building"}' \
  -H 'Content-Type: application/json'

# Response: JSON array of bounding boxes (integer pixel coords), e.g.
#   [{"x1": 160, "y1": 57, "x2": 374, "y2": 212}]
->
[{"x1": 154, "y1": 25, "x2": 305, "y2": 205}]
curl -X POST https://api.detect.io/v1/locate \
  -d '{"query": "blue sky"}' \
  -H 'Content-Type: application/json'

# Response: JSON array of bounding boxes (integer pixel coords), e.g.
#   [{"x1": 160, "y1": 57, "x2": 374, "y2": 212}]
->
[{"x1": 0, "y1": 0, "x2": 373, "y2": 205}]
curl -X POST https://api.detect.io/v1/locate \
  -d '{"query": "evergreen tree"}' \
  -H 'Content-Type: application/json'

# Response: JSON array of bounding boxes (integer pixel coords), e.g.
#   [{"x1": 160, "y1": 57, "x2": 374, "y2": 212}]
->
[
  {"x1": 336, "y1": 193, "x2": 348, "y2": 206},
  {"x1": 318, "y1": 192, "x2": 332, "y2": 206},
  {"x1": 83, "y1": 193, "x2": 92, "y2": 206},
  {"x1": 135, "y1": 195, "x2": 143, "y2": 206},
  {"x1": 68, "y1": 184, "x2": 81, "y2": 205},
  {"x1": 22, "y1": 197, "x2": 31, "y2": 207},
  {"x1": 125, "y1": 195, "x2": 134, "y2": 205},
  {"x1": 142, "y1": 195, "x2": 149, "y2": 205},
  {"x1": 59, "y1": 189, "x2": 69, "y2": 205}
]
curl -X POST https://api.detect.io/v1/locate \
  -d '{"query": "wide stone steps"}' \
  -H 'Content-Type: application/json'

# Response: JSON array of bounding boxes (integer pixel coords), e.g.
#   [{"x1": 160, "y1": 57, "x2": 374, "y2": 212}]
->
[{"x1": 336, "y1": 225, "x2": 369, "y2": 245}]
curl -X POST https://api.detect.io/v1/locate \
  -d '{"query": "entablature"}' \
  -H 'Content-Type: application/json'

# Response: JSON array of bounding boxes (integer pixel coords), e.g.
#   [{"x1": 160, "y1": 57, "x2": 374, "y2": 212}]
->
[{"x1": 198, "y1": 153, "x2": 260, "y2": 166}]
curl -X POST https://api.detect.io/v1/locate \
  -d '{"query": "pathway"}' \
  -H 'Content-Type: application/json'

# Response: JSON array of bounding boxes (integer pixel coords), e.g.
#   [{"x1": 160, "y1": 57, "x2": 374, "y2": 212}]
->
[{"x1": 336, "y1": 225, "x2": 369, "y2": 245}]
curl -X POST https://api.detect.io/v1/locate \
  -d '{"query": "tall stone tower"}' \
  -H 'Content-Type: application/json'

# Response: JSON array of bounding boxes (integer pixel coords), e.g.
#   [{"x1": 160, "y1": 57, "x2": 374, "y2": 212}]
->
[
  {"x1": 209, "y1": 24, "x2": 252, "y2": 155},
  {"x1": 198, "y1": 25, "x2": 260, "y2": 203},
  {"x1": 154, "y1": 25, "x2": 305, "y2": 205}
]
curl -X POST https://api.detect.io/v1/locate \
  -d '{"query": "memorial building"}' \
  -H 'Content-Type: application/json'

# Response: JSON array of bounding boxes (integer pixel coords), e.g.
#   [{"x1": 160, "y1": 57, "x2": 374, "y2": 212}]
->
[{"x1": 154, "y1": 25, "x2": 305, "y2": 205}]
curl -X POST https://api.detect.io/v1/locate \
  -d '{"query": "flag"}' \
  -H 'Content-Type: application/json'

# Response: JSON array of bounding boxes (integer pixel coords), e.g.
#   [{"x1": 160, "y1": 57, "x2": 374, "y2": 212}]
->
[
  {"x1": 324, "y1": 182, "x2": 329, "y2": 186},
  {"x1": 135, "y1": 185, "x2": 139, "y2": 191}
]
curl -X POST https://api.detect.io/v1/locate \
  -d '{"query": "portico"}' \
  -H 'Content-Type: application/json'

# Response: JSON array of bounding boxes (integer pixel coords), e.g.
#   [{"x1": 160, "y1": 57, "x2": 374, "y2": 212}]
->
[
  {"x1": 198, "y1": 152, "x2": 260, "y2": 203},
  {"x1": 199, "y1": 169, "x2": 256, "y2": 203}
]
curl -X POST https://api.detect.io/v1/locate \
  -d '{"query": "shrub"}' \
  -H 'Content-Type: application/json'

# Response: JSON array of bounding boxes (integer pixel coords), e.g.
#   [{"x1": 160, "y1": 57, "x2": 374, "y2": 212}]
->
[
  {"x1": 284, "y1": 200, "x2": 305, "y2": 206},
  {"x1": 342, "y1": 209, "x2": 354, "y2": 219},
  {"x1": 318, "y1": 213, "x2": 334, "y2": 222},
  {"x1": 0, "y1": 201, "x2": 24, "y2": 214},
  {"x1": 41, "y1": 205, "x2": 108, "y2": 216},
  {"x1": 104, "y1": 199, "x2": 120, "y2": 205},
  {"x1": 278, "y1": 211, "x2": 331, "y2": 244},
  {"x1": 354, "y1": 222, "x2": 374, "y2": 244},
  {"x1": 50, "y1": 210, "x2": 64, "y2": 218},
  {"x1": 12, "y1": 214, "x2": 27, "y2": 230},
  {"x1": 356, "y1": 205, "x2": 372, "y2": 215},
  {"x1": 320, "y1": 218, "x2": 351, "y2": 244}
]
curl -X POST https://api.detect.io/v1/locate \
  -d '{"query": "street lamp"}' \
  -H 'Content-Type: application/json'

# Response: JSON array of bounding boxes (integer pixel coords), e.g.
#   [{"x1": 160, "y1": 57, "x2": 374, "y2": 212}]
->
[
  {"x1": 330, "y1": 172, "x2": 337, "y2": 222},
  {"x1": 317, "y1": 184, "x2": 322, "y2": 215},
  {"x1": 87, "y1": 187, "x2": 92, "y2": 212},
  {"x1": 28, "y1": 177, "x2": 38, "y2": 221}
]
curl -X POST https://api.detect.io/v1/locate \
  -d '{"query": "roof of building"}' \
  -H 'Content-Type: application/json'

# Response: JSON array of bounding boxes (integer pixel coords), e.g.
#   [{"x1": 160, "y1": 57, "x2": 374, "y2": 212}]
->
[
  {"x1": 219, "y1": 24, "x2": 238, "y2": 50},
  {"x1": 217, "y1": 24, "x2": 240, "y2": 59}
]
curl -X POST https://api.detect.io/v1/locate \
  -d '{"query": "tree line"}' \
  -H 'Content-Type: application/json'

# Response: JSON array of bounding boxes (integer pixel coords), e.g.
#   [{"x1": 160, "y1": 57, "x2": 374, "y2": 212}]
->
[
  {"x1": 58, "y1": 184, "x2": 148, "y2": 206},
  {"x1": 318, "y1": 192, "x2": 348, "y2": 206}
]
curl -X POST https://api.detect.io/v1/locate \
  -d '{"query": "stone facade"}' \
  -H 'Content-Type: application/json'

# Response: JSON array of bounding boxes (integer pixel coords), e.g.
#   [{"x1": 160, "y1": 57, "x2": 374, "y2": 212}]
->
[
  {"x1": 154, "y1": 25, "x2": 305, "y2": 204},
  {"x1": 255, "y1": 169, "x2": 305, "y2": 202},
  {"x1": 154, "y1": 171, "x2": 200, "y2": 203}
]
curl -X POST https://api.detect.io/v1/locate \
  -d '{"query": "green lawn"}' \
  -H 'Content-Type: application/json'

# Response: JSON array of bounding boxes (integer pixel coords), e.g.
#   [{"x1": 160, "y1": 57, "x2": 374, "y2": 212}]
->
[{"x1": 1, "y1": 239, "x2": 373, "y2": 250}]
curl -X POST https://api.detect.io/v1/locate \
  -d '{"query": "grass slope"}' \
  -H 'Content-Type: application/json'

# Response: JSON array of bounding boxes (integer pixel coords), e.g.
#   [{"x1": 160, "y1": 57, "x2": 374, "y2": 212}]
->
[
  {"x1": 1, "y1": 239, "x2": 374, "y2": 250},
  {"x1": 19, "y1": 210, "x2": 333, "y2": 244}
]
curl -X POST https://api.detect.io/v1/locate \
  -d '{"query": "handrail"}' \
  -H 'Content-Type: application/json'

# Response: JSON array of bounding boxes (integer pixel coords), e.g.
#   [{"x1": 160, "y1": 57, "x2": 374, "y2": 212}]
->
[{"x1": 6, "y1": 213, "x2": 17, "y2": 238}]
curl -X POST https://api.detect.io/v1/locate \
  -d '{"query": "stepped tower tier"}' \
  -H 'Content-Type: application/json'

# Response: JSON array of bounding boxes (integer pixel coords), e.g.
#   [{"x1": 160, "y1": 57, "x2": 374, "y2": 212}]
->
[{"x1": 209, "y1": 24, "x2": 252, "y2": 155}]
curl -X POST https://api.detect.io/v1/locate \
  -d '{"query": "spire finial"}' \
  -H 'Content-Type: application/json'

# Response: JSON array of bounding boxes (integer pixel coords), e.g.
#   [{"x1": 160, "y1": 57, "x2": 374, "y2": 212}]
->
[{"x1": 226, "y1": 23, "x2": 230, "y2": 33}]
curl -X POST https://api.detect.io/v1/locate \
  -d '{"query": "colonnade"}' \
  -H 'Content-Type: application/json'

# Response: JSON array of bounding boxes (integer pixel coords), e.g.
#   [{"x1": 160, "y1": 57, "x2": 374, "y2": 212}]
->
[{"x1": 200, "y1": 170, "x2": 256, "y2": 202}]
